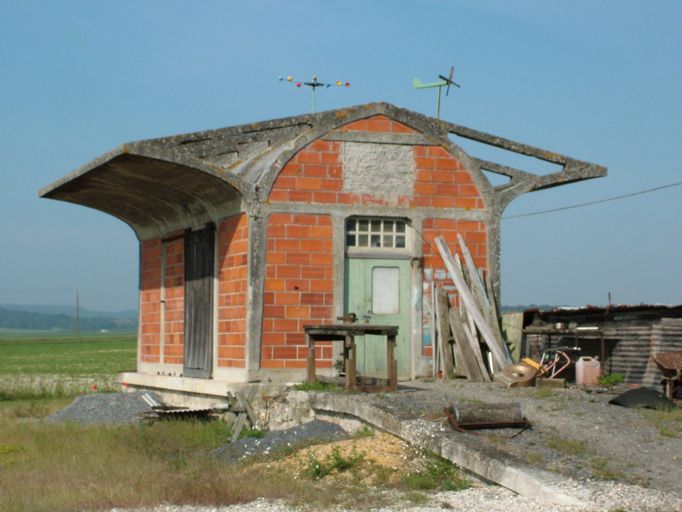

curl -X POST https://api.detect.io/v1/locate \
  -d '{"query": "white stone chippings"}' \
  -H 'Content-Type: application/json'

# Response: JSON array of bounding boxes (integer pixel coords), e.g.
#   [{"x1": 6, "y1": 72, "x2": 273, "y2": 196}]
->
[{"x1": 107, "y1": 482, "x2": 682, "y2": 512}]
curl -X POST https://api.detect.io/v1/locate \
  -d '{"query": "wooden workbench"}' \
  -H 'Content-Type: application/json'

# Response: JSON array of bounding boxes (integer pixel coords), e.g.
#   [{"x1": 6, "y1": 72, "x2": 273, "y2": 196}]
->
[{"x1": 304, "y1": 324, "x2": 399, "y2": 392}]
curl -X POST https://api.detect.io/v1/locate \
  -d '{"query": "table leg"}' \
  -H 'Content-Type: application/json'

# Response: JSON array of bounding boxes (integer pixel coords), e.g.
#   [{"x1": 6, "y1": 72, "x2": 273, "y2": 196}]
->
[
  {"x1": 306, "y1": 333, "x2": 315, "y2": 383},
  {"x1": 345, "y1": 335, "x2": 357, "y2": 390},
  {"x1": 387, "y1": 334, "x2": 397, "y2": 391}
]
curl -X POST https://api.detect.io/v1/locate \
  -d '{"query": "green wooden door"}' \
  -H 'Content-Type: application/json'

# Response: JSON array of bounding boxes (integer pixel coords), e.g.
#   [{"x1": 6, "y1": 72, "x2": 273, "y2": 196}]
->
[{"x1": 345, "y1": 258, "x2": 410, "y2": 379}]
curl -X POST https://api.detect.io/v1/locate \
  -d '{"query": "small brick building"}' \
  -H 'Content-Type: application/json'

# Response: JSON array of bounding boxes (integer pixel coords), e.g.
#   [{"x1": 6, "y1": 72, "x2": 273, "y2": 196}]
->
[{"x1": 41, "y1": 102, "x2": 605, "y2": 396}]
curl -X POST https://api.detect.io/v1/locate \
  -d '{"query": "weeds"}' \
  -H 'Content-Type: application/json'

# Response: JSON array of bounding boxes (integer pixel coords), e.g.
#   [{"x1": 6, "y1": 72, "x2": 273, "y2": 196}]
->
[
  {"x1": 547, "y1": 436, "x2": 587, "y2": 456},
  {"x1": 590, "y1": 457, "x2": 625, "y2": 481},
  {"x1": 292, "y1": 381, "x2": 342, "y2": 393},
  {"x1": 354, "y1": 425, "x2": 375, "y2": 438},
  {"x1": 598, "y1": 373, "x2": 625, "y2": 387},
  {"x1": 530, "y1": 388, "x2": 554, "y2": 400},
  {"x1": 639, "y1": 407, "x2": 682, "y2": 438},
  {"x1": 401, "y1": 455, "x2": 470, "y2": 492},
  {"x1": 302, "y1": 446, "x2": 365, "y2": 480}
]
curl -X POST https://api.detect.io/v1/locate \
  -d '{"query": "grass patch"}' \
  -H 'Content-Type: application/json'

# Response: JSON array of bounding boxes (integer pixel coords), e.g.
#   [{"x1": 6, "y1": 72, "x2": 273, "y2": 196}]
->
[
  {"x1": 354, "y1": 425, "x2": 375, "y2": 438},
  {"x1": 292, "y1": 381, "x2": 342, "y2": 393},
  {"x1": 547, "y1": 436, "x2": 587, "y2": 456},
  {"x1": 400, "y1": 454, "x2": 470, "y2": 492},
  {"x1": 529, "y1": 388, "x2": 555, "y2": 399},
  {"x1": 590, "y1": 457, "x2": 625, "y2": 481},
  {"x1": 638, "y1": 407, "x2": 682, "y2": 438},
  {"x1": 239, "y1": 427, "x2": 265, "y2": 439},
  {"x1": 598, "y1": 373, "x2": 625, "y2": 387}
]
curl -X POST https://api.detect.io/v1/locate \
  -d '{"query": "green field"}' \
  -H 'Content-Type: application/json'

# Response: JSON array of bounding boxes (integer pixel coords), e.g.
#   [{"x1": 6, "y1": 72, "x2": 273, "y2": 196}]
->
[
  {"x1": 0, "y1": 334, "x2": 136, "y2": 399},
  {"x1": 0, "y1": 334, "x2": 136, "y2": 377}
]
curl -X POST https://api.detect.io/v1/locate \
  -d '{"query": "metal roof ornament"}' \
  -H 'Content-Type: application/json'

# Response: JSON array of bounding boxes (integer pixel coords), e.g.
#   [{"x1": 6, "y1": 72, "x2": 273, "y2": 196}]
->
[
  {"x1": 278, "y1": 75, "x2": 351, "y2": 113},
  {"x1": 413, "y1": 66, "x2": 461, "y2": 119}
]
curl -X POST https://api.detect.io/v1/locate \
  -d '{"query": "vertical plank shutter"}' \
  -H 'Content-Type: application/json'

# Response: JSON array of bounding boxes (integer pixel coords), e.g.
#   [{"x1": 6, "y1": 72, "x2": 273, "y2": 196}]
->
[{"x1": 183, "y1": 224, "x2": 215, "y2": 378}]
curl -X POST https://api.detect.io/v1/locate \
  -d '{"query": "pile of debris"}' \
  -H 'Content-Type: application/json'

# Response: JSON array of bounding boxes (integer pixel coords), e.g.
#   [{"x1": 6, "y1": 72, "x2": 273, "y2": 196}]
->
[{"x1": 431, "y1": 235, "x2": 513, "y2": 382}]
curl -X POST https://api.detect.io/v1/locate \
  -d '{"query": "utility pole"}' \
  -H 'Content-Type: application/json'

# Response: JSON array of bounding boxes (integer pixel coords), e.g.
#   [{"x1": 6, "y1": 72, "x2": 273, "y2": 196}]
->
[{"x1": 75, "y1": 287, "x2": 80, "y2": 337}]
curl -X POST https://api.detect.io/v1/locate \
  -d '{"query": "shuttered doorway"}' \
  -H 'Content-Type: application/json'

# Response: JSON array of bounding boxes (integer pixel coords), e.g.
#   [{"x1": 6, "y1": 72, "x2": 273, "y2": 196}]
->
[{"x1": 183, "y1": 225, "x2": 215, "y2": 378}]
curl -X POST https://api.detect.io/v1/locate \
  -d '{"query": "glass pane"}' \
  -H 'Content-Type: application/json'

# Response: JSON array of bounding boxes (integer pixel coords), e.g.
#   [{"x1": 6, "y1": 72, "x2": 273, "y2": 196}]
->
[
  {"x1": 384, "y1": 220, "x2": 394, "y2": 232},
  {"x1": 396, "y1": 222, "x2": 405, "y2": 233},
  {"x1": 383, "y1": 234, "x2": 393, "y2": 247},
  {"x1": 396, "y1": 235, "x2": 405, "y2": 248},
  {"x1": 358, "y1": 219, "x2": 369, "y2": 231},
  {"x1": 358, "y1": 234, "x2": 368, "y2": 246},
  {"x1": 372, "y1": 267, "x2": 400, "y2": 314},
  {"x1": 345, "y1": 218, "x2": 356, "y2": 231},
  {"x1": 346, "y1": 234, "x2": 356, "y2": 247},
  {"x1": 370, "y1": 220, "x2": 381, "y2": 232},
  {"x1": 370, "y1": 234, "x2": 381, "y2": 247}
]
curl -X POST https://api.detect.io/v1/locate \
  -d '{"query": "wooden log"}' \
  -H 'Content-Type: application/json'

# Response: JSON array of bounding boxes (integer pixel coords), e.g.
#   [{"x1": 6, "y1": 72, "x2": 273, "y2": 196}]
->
[
  {"x1": 235, "y1": 391, "x2": 256, "y2": 427},
  {"x1": 448, "y1": 402, "x2": 527, "y2": 428},
  {"x1": 435, "y1": 237, "x2": 511, "y2": 369},
  {"x1": 231, "y1": 412, "x2": 247, "y2": 442},
  {"x1": 435, "y1": 287, "x2": 455, "y2": 378}
]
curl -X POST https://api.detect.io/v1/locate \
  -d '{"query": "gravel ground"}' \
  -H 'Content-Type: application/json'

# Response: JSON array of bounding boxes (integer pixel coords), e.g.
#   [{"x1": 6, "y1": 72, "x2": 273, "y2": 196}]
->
[
  {"x1": 211, "y1": 420, "x2": 349, "y2": 461},
  {"x1": 46, "y1": 391, "x2": 157, "y2": 424},
  {"x1": 359, "y1": 381, "x2": 682, "y2": 493},
  {"x1": 109, "y1": 481, "x2": 682, "y2": 512}
]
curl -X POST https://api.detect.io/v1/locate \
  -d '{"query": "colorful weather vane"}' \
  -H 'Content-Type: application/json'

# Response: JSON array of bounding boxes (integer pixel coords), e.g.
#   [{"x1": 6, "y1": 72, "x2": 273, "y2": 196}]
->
[
  {"x1": 413, "y1": 66, "x2": 461, "y2": 119},
  {"x1": 279, "y1": 75, "x2": 351, "y2": 113}
]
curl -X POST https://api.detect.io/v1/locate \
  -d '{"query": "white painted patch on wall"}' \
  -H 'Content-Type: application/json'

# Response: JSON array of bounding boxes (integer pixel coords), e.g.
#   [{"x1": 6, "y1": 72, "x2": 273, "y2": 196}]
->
[{"x1": 342, "y1": 142, "x2": 414, "y2": 201}]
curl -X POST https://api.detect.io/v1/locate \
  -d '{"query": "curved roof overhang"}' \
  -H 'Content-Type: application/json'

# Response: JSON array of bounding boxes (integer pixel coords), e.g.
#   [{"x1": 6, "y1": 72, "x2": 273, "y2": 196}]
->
[{"x1": 40, "y1": 146, "x2": 250, "y2": 240}]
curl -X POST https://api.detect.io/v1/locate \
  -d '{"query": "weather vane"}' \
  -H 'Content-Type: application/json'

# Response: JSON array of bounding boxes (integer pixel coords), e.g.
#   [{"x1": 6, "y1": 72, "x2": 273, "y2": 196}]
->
[
  {"x1": 279, "y1": 75, "x2": 351, "y2": 113},
  {"x1": 412, "y1": 66, "x2": 461, "y2": 119}
]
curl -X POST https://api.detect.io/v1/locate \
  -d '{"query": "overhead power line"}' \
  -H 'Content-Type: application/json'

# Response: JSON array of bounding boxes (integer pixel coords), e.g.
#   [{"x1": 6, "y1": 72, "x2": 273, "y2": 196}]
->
[{"x1": 503, "y1": 180, "x2": 682, "y2": 220}]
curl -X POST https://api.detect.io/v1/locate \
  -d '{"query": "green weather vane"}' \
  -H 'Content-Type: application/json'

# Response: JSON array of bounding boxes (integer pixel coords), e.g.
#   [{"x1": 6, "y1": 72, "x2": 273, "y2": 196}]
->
[
  {"x1": 413, "y1": 66, "x2": 461, "y2": 119},
  {"x1": 279, "y1": 74, "x2": 351, "y2": 113}
]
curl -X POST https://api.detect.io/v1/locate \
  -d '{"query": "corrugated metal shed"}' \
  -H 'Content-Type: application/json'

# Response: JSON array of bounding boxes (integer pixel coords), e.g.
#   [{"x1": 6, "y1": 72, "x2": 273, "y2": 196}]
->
[{"x1": 522, "y1": 305, "x2": 682, "y2": 387}]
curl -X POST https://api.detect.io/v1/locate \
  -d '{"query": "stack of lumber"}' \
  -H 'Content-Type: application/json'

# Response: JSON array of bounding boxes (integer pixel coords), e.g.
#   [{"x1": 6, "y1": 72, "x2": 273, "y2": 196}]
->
[{"x1": 431, "y1": 236, "x2": 512, "y2": 381}]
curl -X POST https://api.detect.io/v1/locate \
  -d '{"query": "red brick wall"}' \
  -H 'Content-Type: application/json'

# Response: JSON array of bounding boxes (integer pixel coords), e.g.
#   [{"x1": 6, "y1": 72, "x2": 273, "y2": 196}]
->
[
  {"x1": 217, "y1": 214, "x2": 249, "y2": 368},
  {"x1": 162, "y1": 238, "x2": 184, "y2": 364},
  {"x1": 139, "y1": 239, "x2": 161, "y2": 363},
  {"x1": 261, "y1": 213, "x2": 334, "y2": 369},
  {"x1": 422, "y1": 219, "x2": 488, "y2": 272},
  {"x1": 269, "y1": 114, "x2": 485, "y2": 210}
]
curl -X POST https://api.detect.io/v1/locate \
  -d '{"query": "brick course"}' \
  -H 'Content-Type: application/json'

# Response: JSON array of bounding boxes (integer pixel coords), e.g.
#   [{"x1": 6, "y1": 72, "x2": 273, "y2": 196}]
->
[
  {"x1": 139, "y1": 239, "x2": 161, "y2": 363},
  {"x1": 261, "y1": 213, "x2": 334, "y2": 368},
  {"x1": 162, "y1": 237, "x2": 184, "y2": 364},
  {"x1": 217, "y1": 214, "x2": 249, "y2": 368}
]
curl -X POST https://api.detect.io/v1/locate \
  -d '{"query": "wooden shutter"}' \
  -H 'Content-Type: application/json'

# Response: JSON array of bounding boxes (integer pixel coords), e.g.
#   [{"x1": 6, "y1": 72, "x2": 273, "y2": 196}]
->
[{"x1": 183, "y1": 224, "x2": 215, "y2": 378}]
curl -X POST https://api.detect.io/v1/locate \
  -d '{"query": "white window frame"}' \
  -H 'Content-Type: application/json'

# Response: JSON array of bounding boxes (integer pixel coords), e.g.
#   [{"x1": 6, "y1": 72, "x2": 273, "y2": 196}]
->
[{"x1": 345, "y1": 216, "x2": 413, "y2": 257}]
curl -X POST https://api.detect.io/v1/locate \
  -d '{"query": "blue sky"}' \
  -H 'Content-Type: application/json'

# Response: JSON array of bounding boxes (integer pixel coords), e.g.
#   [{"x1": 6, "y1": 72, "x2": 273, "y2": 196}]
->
[{"x1": 1, "y1": 0, "x2": 680, "y2": 310}]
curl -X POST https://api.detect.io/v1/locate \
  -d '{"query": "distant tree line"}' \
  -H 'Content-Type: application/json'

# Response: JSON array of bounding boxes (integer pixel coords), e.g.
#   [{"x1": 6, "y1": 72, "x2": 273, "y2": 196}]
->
[{"x1": 0, "y1": 308, "x2": 137, "y2": 331}]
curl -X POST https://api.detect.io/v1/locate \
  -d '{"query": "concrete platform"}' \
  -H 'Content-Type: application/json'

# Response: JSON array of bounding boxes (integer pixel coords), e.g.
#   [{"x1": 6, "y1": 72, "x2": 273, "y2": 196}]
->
[{"x1": 309, "y1": 392, "x2": 588, "y2": 506}]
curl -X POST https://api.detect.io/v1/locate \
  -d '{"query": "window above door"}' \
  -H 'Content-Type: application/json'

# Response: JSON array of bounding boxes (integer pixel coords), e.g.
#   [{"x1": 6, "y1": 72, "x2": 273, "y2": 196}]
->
[{"x1": 345, "y1": 217, "x2": 413, "y2": 256}]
